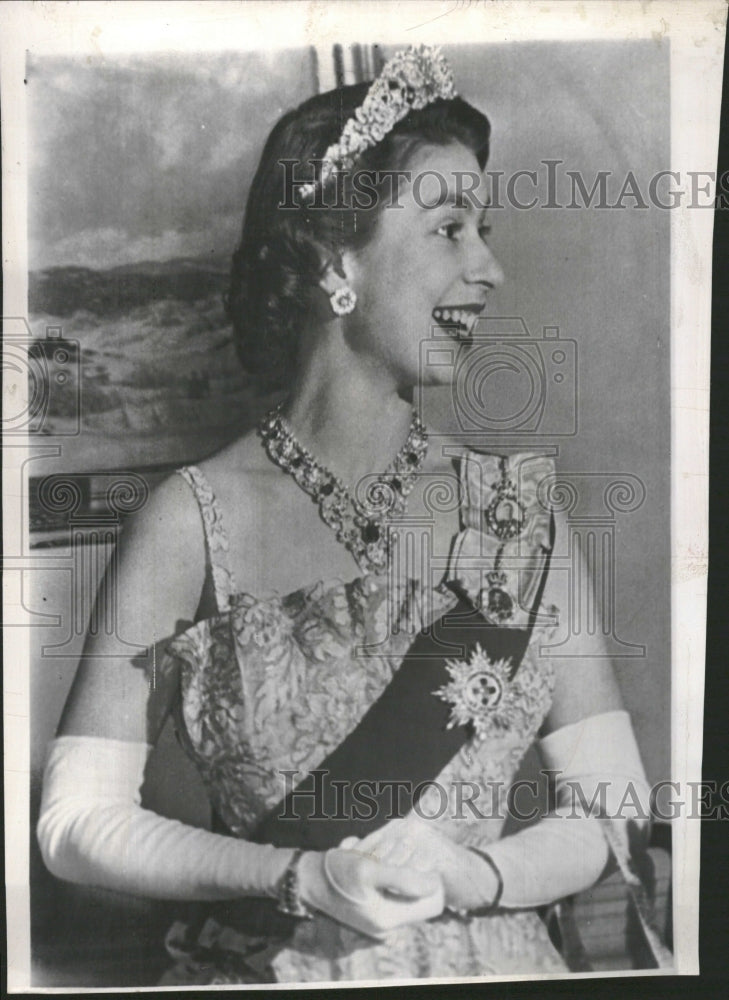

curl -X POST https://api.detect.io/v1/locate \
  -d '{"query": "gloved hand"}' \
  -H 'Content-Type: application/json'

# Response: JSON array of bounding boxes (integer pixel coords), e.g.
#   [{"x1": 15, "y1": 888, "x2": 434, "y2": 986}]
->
[
  {"x1": 339, "y1": 710, "x2": 652, "y2": 913},
  {"x1": 339, "y1": 817, "x2": 500, "y2": 914},
  {"x1": 297, "y1": 845, "x2": 445, "y2": 939}
]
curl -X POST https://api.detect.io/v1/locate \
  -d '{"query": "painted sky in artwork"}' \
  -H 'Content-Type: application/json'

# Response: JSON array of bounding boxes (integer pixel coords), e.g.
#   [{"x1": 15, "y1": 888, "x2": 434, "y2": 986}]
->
[
  {"x1": 27, "y1": 48, "x2": 316, "y2": 270},
  {"x1": 26, "y1": 49, "x2": 315, "y2": 471}
]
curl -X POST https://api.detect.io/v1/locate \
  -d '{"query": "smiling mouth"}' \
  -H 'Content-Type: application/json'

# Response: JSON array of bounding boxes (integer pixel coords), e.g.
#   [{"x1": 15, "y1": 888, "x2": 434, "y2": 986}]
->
[{"x1": 432, "y1": 304, "x2": 485, "y2": 342}]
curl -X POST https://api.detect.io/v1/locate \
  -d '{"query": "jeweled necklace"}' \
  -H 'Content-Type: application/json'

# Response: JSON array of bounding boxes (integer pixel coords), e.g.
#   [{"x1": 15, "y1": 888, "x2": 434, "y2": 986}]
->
[{"x1": 258, "y1": 404, "x2": 428, "y2": 575}]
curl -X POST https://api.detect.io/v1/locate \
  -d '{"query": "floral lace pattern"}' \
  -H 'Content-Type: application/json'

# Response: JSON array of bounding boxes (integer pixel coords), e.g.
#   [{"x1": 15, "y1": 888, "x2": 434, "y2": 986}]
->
[
  {"x1": 162, "y1": 452, "x2": 564, "y2": 982},
  {"x1": 168, "y1": 575, "x2": 450, "y2": 838},
  {"x1": 178, "y1": 466, "x2": 236, "y2": 612}
]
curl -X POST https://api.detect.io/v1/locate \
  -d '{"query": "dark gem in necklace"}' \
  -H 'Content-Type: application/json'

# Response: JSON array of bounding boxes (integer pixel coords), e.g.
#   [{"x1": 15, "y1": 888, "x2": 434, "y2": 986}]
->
[
  {"x1": 362, "y1": 522, "x2": 380, "y2": 543},
  {"x1": 258, "y1": 404, "x2": 428, "y2": 575}
]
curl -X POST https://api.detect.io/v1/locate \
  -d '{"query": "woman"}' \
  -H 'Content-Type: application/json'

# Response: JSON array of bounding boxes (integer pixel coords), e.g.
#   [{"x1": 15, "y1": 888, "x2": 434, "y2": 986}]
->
[{"x1": 38, "y1": 45, "x2": 652, "y2": 983}]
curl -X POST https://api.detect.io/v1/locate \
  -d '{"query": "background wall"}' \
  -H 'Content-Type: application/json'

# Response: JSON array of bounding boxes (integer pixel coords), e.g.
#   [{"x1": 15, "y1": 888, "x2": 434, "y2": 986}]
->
[
  {"x1": 28, "y1": 39, "x2": 670, "y2": 984},
  {"x1": 400, "y1": 40, "x2": 670, "y2": 783}
]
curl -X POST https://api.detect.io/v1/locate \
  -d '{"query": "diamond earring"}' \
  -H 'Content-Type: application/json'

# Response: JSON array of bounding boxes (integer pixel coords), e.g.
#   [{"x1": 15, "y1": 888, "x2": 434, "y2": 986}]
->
[{"x1": 330, "y1": 286, "x2": 357, "y2": 316}]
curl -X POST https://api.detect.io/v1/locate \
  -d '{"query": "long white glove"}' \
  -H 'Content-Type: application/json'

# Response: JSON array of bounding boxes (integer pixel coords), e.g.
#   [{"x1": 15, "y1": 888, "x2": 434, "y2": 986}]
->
[
  {"x1": 37, "y1": 735, "x2": 291, "y2": 901},
  {"x1": 351, "y1": 710, "x2": 651, "y2": 911},
  {"x1": 490, "y1": 708, "x2": 651, "y2": 907},
  {"x1": 37, "y1": 734, "x2": 444, "y2": 935}
]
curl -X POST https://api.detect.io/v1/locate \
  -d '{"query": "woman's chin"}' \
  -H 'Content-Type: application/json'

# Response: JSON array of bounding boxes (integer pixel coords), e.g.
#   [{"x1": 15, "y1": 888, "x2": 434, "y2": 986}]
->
[{"x1": 416, "y1": 364, "x2": 459, "y2": 390}]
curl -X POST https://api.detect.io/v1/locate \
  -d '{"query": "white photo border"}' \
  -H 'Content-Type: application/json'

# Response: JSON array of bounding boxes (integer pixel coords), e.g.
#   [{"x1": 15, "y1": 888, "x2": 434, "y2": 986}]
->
[{"x1": 2, "y1": 0, "x2": 724, "y2": 991}]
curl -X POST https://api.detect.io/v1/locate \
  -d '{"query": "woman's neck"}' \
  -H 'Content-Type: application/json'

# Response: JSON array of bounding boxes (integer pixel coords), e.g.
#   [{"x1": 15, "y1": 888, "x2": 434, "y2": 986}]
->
[{"x1": 283, "y1": 353, "x2": 415, "y2": 487}]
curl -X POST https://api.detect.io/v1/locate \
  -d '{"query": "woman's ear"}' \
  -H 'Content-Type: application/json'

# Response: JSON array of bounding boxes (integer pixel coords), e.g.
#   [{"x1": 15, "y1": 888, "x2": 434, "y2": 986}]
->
[{"x1": 318, "y1": 251, "x2": 353, "y2": 296}]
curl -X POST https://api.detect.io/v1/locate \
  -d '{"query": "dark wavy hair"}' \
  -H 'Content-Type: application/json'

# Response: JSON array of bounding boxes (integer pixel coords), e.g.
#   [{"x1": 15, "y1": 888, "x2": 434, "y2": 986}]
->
[{"x1": 227, "y1": 83, "x2": 491, "y2": 388}]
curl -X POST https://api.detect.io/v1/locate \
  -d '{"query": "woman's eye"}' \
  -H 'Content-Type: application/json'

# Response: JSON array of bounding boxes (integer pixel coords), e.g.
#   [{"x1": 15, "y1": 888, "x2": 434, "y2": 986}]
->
[
  {"x1": 436, "y1": 222, "x2": 461, "y2": 240},
  {"x1": 479, "y1": 224, "x2": 492, "y2": 242}
]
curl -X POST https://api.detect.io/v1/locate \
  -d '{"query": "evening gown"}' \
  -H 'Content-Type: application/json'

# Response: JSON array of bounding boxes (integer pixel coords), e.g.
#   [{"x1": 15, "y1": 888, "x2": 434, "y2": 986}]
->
[{"x1": 156, "y1": 450, "x2": 569, "y2": 983}]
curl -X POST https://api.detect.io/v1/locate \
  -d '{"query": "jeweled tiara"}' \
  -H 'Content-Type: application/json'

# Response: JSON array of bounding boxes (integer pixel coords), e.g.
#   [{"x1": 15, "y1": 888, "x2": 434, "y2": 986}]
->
[{"x1": 297, "y1": 44, "x2": 458, "y2": 203}]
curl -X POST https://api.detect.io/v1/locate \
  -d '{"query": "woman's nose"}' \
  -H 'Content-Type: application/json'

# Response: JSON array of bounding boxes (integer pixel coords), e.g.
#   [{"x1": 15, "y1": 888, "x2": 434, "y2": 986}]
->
[{"x1": 465, "y1": 237, "x2": 505, "y2": 289}]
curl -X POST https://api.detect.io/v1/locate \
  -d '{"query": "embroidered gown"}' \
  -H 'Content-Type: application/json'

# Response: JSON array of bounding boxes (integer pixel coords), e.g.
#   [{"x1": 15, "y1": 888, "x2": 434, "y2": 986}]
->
[{"x1": 156, "y1": 451, "x2": 568, "y2": 983}]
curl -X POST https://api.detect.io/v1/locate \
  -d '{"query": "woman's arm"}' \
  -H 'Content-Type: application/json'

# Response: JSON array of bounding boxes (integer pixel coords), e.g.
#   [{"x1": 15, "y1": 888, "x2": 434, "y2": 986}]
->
[
  {"x1": 538, "y1": 505, "x2": 624, "y2": 736},
  {"x1": 477, "y1": 505, "x2": 651, "y2": 906},
  {"x1": 56, "y1": 473, "x2": 206, "y2": 744},
  {"x1": 38, "y1": 472, "x2": 443, "y2": 931},
  {"x1": 352, "y1": 508, "x2": 651, "y2": 911},
  {"x1": 37, "y1": 473, "x2": 294, "y2": 901}
]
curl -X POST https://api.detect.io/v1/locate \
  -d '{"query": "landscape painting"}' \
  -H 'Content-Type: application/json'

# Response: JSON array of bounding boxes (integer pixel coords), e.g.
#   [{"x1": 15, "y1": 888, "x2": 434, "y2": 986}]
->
[
  {"x1": 27, "y1": 48, "x2": 317, "y2": 475},
  {"x1": 28, "y1": 257, "x2": 266, "y2": 472}
]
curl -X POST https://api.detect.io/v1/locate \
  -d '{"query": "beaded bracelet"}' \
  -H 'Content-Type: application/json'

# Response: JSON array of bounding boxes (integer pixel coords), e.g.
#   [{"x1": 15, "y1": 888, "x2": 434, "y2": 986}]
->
[{"x1": 276, "y1": 848, "x2": 313, "y2": 919}]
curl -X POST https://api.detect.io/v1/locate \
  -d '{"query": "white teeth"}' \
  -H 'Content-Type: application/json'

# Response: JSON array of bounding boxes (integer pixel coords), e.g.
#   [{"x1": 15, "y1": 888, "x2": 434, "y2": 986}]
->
[
  {"x1": 452, "y1": 309, "x2": 471, "y2": 330},
  {"x1": 433, "y1": 306, "x2": 482, "y2": 340}
]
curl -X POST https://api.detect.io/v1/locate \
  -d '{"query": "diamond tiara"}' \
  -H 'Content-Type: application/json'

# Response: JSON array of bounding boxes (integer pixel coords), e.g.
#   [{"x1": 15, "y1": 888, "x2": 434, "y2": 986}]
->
[{"x1": 297, "y1": 44, "x2": 458, "y2": 203}]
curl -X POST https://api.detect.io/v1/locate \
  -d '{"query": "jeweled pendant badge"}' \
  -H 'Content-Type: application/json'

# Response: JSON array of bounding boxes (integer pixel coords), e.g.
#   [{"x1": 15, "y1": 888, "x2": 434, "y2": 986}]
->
[
  {"x1": 433, "y1": 644, "x2": 517, "y2": 742},
  {"x1": 484, "y1": 472, "x2": 526, "y2": 541}
]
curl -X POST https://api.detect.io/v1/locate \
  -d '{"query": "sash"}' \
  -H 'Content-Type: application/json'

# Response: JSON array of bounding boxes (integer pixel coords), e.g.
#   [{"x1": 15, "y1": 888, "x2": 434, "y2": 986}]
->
[
  {"x1": 199, "y1": 541, "x2": 552, "y2": 946},
  {"x1": 249, "y1": 494, "x2": 555, "y2": 850},
  {"x1": 249, "y1": 594, "x2": 534, "y2": 850}
]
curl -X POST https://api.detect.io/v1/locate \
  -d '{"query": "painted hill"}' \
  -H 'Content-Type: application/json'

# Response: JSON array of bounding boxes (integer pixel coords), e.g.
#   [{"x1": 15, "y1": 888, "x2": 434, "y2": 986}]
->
[
  {"x1": 29, "y1": 257, "x2": 230, "y2": 318},
  {"x1": 28, "y1": 257, "x2": 276, "y2": 472}
]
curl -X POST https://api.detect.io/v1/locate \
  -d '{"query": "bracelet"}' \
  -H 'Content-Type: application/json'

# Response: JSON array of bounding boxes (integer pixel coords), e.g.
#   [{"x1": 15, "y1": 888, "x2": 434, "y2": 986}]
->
[
  {"x1": 466, "y1": 847, "x2": 504, "y2": 915},
  {"x1": 276, "y1": 849, "x2": 313, "y2": 919},
  {"x1": 446, "y1": 847, "x2": 504, "y2": 918}
]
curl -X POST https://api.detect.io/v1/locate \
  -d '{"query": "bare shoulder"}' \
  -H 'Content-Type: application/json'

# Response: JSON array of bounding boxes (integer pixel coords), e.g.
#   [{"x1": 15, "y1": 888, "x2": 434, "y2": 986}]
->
[
  {"x1": 192, "y1": 428, "x2": 273, "y2": 514},
  {"x1": 106, "y1": 466, "x2": 212, "y2": 623},
  {"x1": 58, "y1": 467, "x2": 214, "y2": 741},
  {"x1": 122, "y1": 466, "x2": 204, "y2": 556}
]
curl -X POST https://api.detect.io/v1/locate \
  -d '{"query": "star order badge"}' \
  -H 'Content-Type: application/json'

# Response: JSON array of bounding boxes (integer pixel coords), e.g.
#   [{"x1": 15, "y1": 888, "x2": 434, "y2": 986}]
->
[{"x1": 433, "y1": 645, "x2": 517, "y2": 742}]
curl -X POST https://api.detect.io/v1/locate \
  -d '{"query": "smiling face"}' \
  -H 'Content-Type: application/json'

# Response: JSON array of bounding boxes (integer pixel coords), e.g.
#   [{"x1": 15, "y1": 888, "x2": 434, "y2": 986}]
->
[{"x1": 339, "y1": 142, "x2": 504, "y2": 391}]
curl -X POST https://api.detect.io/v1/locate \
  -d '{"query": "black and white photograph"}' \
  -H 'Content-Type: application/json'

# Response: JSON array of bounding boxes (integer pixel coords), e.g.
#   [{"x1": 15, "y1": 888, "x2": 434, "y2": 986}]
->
[{"x1": 2, "y1": 0, "x2": 721, "y2": 990}]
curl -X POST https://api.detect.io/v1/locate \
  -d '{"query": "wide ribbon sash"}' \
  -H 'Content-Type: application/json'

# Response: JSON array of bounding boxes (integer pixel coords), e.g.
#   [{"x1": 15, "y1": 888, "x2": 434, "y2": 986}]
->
[
  {"x1": 250, "y1": 594, "x2": 532, "y2": 850},
  {"x1": 202, "y1": 546, "x2": 551, "y2": 945},
  {"x1": 249, "y1": 498, "x2": 555, "y2": 851}
]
